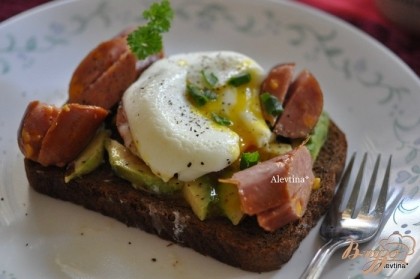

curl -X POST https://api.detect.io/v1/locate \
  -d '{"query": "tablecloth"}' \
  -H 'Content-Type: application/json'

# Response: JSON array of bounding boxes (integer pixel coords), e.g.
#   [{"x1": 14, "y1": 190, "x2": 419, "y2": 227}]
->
[{"x1": 1, "y1": 0, "x2": 419, "y2": 77}]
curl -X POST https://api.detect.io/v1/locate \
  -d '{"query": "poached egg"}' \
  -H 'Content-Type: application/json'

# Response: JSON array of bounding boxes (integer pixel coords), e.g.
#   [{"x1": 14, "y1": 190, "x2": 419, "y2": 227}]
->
[{"x1": 122, "y1": 51, "x2": 272, "y2": 182}]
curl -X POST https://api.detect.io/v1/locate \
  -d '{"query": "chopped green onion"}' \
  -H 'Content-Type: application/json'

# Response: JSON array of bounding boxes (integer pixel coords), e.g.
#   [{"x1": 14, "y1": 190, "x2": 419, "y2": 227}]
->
[
  {"x1": 203, "y1": 89, "x2": 217, "y2": 100},
  {"x1": 201, "y1": 70, "x2": 219, "y2": 88},
  {"x1": 228, "y1": 72, "x2": 251, "y2": 87},
  {"x1": 240, "y1": 151, "x2": 260, "y2": 170},
  {"x1": 187, "y1": 83, "x2": 217, "y2": 106},
  {"x1": 211, "y1": 113, "x2": 233, "y2": 126},
  {"x1": 260, "y1": 92, "x2": 283, "y2": 116}
]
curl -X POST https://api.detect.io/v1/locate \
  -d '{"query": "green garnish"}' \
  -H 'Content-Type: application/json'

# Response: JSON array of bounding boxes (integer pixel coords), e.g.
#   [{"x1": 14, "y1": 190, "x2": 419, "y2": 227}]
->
[
  {"x1": 187, "y1": 83, "x2": 217, "y2": 106},
  {"x1": 127, "y1": 0, "x2": 174, "y2": 60},
  {"x1": 227, "y1": 72, "x2": 251, "y2": 87},
  {"x1": 260, "y1": 92, "x2": 283, "y2": 116},
  {"x1": 201, "y1": 70, "x2": 219, "y2": 88},
  {"x1": 212, "y1": 113, "x2": 233, "y2": 126},
  {"x1": 240, "y1": 151, "x2": 260, "y2": 170}
]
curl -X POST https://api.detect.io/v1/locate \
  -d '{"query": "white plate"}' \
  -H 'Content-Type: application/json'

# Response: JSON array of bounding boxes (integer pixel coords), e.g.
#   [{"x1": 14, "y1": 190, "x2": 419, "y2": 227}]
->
[{"x1": 1, "y1": 0, "x2": 419, "y2": 278}]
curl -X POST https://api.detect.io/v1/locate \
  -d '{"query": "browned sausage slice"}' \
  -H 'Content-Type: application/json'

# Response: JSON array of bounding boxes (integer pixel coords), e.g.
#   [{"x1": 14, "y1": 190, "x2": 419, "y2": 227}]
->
[
  {"x1": 37, "y1": 104, "x2": 108, "y2": 167},
  {"x1": 274, "y1": 70, "x2": 323, "y2": 139},
  {"x1": 18, "y1": 101, "x2": 60, "y2": 162},
  {"x1": 68, "y1": 37, "x2": 138, "y2": 109},
  {"x1": 115, "y1": 103, "x2": 137, "y2": 155},
  {"x1": 224, "y1": 145, "x2": 314, "y2": 232},
  {"x1": 261, "y1": 63, "x2": 295, "y2": 103},
  {"x1": 68, "y1": 29, "x2": 164, "y2": 111},
  {"x1": 260, "y1": 63, "x2": 295, "y2": 126},
  {"x1": 18, "y1": 101, "x2": 108, "y2": 167}
]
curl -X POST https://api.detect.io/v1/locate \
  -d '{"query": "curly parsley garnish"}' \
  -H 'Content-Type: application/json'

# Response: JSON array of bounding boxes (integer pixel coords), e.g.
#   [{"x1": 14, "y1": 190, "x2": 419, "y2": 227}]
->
[{"x1": 127, "y1": 0, "x2": 174, "y2": 60}]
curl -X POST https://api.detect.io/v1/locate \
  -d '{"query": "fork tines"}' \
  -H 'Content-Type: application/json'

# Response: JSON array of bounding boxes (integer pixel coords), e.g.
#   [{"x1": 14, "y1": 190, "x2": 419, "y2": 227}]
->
[{"x1": 333, "y1": 153, "x2": 392, "y2": 218}]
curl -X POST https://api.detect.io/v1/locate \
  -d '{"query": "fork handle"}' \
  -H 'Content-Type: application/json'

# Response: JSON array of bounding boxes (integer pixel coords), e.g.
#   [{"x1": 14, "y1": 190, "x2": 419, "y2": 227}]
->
[{"x1": 299, "y1": 239, "x2": 349, "y2": 279}]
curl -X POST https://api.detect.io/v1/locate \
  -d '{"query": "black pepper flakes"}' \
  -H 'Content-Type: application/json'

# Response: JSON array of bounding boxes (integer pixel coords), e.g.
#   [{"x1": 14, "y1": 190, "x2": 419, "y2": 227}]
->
[
  {"x1": 151, "y1": 258, "x2": 157, "y2": 262},
  {"x1": 187, "y1": 162, "x2": 192, "y2": 168}
]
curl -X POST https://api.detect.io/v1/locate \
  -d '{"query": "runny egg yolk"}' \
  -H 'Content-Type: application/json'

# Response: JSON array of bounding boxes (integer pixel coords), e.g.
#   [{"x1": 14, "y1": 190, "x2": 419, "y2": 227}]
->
[
  {"x1": 123, "y1": 51, "x2": 273, "y2": 182},
  {"x1": 189, "y1": 70, "x2": 271, "y2": 152}
]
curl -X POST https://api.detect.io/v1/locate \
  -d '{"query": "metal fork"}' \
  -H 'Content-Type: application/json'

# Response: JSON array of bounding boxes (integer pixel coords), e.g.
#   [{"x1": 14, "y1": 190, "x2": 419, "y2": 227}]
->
[{"x1": 299, "y1": 153, "x2": 392, "y2": 279}]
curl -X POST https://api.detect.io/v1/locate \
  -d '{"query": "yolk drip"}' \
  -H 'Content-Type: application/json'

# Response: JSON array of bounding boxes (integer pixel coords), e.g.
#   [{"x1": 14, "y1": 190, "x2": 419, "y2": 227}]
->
[{"x1": 192, "y1": 71, "x2": 270, "y2": 152}]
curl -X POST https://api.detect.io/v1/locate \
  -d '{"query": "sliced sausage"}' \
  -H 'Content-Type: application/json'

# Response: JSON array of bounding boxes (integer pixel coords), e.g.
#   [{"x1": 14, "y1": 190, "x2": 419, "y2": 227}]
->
[
  {"x1": 68, "y1": 30, "x2": 163, "y2": 110},
  {"x1": 18, "y1": 101, "x2": 60, "y2": 162},
  {"x1": 225, "y1": 145, "x2": 314, "y2": 231},
  {"x1": 115, "y1": 103, "x2": 138, "y2": 155},
  {"x1": 68, "y1": 37, "x2": 138, "y2": 109},
  {"x1": 257, "y1": 197, "x2": 305, "y2": 232},
  {"x1": 38, "y1": 104, "x2": 108, "y2": 167},
  {"x1": 260, "y1": 63, "x2": 295, "y2": 126},
  {"x1": 18, "y1": 102, "x2": 108, "y2": 167},
  {"x1": 274, "y1": 70, "x2": 323, "y2": 139},
  {"x1": 261, "y1": 63, "x2": 295, "y2": 103}
]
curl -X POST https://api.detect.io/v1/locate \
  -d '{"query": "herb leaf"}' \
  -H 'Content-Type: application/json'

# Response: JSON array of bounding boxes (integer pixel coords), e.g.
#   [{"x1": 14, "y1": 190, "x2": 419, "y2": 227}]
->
[
  {"x1": 187, "y1": 84, "x2": 217, "y2": 106},
  {"x1": 228, "y1": 72, "x2": 251, "y2": 87},
  {"x1": 212, "y1": 113, "x2": 233, "y2": 126},
  {"x1": 143, "y1": 0, "x2": 173, "y2": 32},
  {"x1": 240, "y1": 151, "x2": 260, "y2": 170},
  {"x1": 127, "y1": 28, "x2": 162, "y2": 60},
  {"x1": 127, "y1": 0, "x2": 174, "y2": 60},
  {"x1": 260, "y1": 92, "x2": 283, "y2": 116}
]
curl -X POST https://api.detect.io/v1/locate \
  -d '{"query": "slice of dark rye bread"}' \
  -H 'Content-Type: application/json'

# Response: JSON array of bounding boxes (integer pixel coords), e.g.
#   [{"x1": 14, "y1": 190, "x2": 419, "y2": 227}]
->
[{"x1": 24, "y1": 120, "x2": 347, "y2": 272}]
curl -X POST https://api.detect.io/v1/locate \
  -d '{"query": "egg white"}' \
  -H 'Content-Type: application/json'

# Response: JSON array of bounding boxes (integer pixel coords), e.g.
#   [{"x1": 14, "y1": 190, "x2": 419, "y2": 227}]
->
[{"x1": 122, "y1": 51, "x2": 271, "y2": 182}]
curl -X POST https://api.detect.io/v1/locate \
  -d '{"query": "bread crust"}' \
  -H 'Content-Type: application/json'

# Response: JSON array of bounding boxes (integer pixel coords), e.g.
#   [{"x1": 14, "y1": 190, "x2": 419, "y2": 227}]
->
[{"x1": 24, "y1": 120, "x2": 346, "y2": 272}]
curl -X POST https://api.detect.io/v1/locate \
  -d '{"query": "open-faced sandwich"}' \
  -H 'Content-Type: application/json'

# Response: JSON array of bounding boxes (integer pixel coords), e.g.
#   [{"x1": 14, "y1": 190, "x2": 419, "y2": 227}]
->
[{"x1": 17, "y1": 0, "x2": 347, "y2": 272}]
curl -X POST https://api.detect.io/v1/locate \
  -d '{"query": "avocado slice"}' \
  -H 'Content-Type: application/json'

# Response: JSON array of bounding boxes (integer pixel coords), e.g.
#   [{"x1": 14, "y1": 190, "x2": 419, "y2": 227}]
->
[
  {"x1": 306, "y1": 112, "x2": 330, "y2": 160},
  {"x1": 217, "y1": 181, "x2": 244, "y2": 225},
  {"x1": 105, "y1": 139, "x2": 183, "y2": 194},
  {"x1": 182, "y1": 175, "x2": 218, "y2": 221},
  {"x1": 65, "y1": 128, "x2": 110, "y2": 183},
  {"x1": 259, "y1": 142, "x2": 292, "y2": 161}
]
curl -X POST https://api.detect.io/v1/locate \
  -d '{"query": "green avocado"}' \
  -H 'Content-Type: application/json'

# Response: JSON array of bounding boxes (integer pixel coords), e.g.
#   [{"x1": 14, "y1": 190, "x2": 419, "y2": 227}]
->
[
  {"x1": 182, "y1": 175, "x2": 218, "y2": 221},
  {"x1": 182, "y1": 172, "x2": 244, "y2": 224},
  {"x1": 217, "y1": 181, "x2": 243, "y2": 225},
  {"x1": 306, "y1": 111, "x2": 330, "y2": 160},
  {"x1": 259, "y1": 142, "x2": 292, "y2": 161},
  {"x1": 65, "y1": 128, "x2": 110, "y2": 183},
  {"x1": 105, "y1": 139, "x2": 183, "y2": 194}
]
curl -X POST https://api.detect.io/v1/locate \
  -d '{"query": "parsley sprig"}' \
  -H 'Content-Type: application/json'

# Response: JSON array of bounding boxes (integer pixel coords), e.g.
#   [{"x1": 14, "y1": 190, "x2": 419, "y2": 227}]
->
[
  {"x1": 127, "y1": 0, "x2": 174, "y2": 60},
  {"x1": 187, "y1": 83, "x2": 217, "y2": 106}
]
